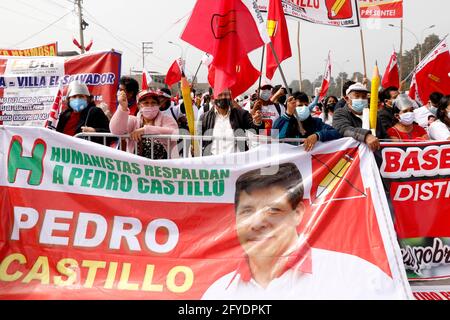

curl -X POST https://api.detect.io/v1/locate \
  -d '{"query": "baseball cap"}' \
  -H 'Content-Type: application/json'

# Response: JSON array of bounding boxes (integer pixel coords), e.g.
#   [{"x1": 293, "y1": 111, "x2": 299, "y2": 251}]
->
[
  {"x1": 137, "y1": 89, "x2": 161, "y2": 103},
  {"x1": 346, "y1": 82, "x2": 369, "y2": 95}
]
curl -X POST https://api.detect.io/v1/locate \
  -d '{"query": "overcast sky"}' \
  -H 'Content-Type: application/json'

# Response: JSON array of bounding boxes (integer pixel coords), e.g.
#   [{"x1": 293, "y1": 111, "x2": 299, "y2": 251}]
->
[{"x1": 1, "y1": 0, "x2": 449, "y2": 91}]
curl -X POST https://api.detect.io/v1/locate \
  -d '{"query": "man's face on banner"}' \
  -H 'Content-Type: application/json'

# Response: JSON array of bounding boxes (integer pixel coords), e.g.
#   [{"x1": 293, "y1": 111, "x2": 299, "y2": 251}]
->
[{"x1": 235, "y1": 186, "x2": 303, "y2": 259}]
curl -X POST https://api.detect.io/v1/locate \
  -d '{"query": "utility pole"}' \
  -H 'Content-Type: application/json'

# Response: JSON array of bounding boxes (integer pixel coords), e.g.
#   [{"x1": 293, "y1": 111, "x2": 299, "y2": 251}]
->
[
  {"x1": 76, "y1": 0, "x2": 87, "y2": 53},
  {"x1": 142, "y1": 42, "x2": 154, "y2": 70}
]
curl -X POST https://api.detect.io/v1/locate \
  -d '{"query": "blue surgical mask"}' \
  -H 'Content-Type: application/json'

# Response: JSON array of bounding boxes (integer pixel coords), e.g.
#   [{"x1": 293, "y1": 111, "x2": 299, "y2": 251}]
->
[
  {"x1": 69, "y1": 98, "x2": 88, "y2": 112},
  {"x1": 429, "y1": 105, "x2": 437, "y2": 115},
  {"x1": 295, "y1": 106, "x2": 310, "y2": 121},
  {"x1": 351, "y1": 99, "x2": 368, "y2": 113},
  {"x1": 260, "y1": 90, "x2": 271, "y2": 101}
]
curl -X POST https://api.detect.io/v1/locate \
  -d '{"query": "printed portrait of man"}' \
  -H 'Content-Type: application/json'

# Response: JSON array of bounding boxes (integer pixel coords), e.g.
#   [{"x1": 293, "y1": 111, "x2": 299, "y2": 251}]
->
[{"x1": 202, "y1": 163, "x2": 406, "y2": 300}]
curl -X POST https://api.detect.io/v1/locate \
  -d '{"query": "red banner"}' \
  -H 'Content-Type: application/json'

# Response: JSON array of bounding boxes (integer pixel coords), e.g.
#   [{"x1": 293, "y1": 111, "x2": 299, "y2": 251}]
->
[
  {"x1": 0, "y1": 128, "x2": 412, "y2": 299},
  {"x1": 359, "y1": 0, "x2": 403, "y2": 19},
  {"x1": 63, "y1": 51, "x2": 121, "y2": 113},
  {"x1": 380, "y1": 140, "x2": 450, "y2": 280},
  {"x1": 0, "y1": 43, "x2": 58, "y2": 57}
]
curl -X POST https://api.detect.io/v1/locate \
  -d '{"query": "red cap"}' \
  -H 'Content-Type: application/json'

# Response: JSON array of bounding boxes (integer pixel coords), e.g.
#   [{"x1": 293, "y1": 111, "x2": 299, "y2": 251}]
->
[{"x1": 137, "y1": 89, "x2": 161, "y2": 103}]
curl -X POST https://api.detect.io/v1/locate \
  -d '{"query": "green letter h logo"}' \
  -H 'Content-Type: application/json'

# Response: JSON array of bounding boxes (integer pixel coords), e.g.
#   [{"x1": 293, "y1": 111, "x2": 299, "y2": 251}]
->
[{"x1": 8, "y1": 135, "x2": 46, "y2": 186}]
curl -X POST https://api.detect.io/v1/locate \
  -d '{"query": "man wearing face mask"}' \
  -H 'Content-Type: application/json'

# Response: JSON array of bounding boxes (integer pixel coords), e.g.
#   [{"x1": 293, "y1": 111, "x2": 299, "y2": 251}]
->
[
  {"x1": 414, "y1": 91, "x2": 443, "y2": 129},
  {"x1": 199, "y1": 88, "x2": 264, "y2": 156},
  {"x1": 56, "y1": 81, "x2": 110, "y2": 143},
  {"x1": 273, "y1": 92, "x2": 341, "y2": 151},
  {"x1": 386, "y1": 94, "x2": 429, "y2": 141},
  {"x1": 253, "y1": 83, "x2": 285, "y2": 135},
  {"x1": 118, "y1": 76, "x2": 139, "y2": 116},
  {"x1": 332, "y1": 82, "x2": 381, "y2": 152},
  {"x1": 378, "y1": 87, "x2": 400, "y2": 134}
]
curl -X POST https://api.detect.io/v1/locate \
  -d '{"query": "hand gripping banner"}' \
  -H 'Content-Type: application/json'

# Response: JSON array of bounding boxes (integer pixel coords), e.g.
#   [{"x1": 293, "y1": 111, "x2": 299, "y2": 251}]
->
[{"x1": 0, "y1": 126, "x2": 412, "y2": 299}]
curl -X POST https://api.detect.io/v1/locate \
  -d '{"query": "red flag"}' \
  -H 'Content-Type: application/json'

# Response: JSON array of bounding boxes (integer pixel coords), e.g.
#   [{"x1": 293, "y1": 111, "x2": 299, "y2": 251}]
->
[
  {"x1": 85, "y1": 39, "x2": 93, "y2": 52},
  {"x1": 164, "y1": 59, "x2": 182, "y2": 87},
  {"x1": 409, "y1": 39, "x2": 450, "y2": 103},
  {"x1": 208, "y1": 55, "x2": 260, "y2": 98},
  {"x1": 266, "y1": 0, "x2": 292, "y2": 80},
  {"x1": 181, "y1": 0, "x2": 269, "y2": 96},
  {"x1": 142, "y1": 70, "x2": 153, "y2": 90},
  {"x1": 381, "y1": 51, "x2": 400, "y2": 89},
  {"x1": 72, "y1": 37, "x2": 82, "y2": 50},
  {"x1": 319, "y1": 52, "x2": 331, "y2": 100}
]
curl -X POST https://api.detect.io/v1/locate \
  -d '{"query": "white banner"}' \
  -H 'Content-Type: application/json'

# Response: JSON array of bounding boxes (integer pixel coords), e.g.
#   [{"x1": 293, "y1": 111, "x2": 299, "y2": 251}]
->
[
  {"x1": 0, "y1": 56, "x2": 63, "y2": 127},
  {"x1": 257, "y1": 0, "x2": 360, "y2": 28}
]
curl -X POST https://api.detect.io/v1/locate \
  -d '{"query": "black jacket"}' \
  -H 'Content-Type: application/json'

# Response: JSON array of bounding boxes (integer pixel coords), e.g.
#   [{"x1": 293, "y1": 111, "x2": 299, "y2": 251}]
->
[
  {"x1": 199, "y1": 107, "x2": 264, "y2": 155},
  {"x1": 56, "y1": 103, "x2": 110, "y2": 144}
]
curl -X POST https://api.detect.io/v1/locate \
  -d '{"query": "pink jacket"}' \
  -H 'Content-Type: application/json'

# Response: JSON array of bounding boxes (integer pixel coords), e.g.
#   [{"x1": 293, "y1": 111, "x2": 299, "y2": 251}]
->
[{"x1": 109, "y1": 107, "x2": 179, "y2": 158}]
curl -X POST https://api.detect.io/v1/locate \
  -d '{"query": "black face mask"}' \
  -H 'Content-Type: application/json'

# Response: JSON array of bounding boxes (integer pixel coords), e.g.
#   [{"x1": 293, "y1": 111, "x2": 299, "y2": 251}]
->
[
  {"x1": 216, "y1": 98, "x2": 232, "y2": 109},
  {"x1": 278, "y1": 95, "x2": 287, "y2": 105},
  {"x1": 326, "y1": 103, "x2": 336, "y2": 112},
  {"x1": 159, "y1": 99, "x2": 171, "y2": 111}
]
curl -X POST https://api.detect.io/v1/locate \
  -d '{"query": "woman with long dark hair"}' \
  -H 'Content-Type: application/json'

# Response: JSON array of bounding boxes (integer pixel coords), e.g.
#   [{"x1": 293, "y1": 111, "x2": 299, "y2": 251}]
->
[{"x1": 429, "y1": 95, "x2": 450, "y2": 141}]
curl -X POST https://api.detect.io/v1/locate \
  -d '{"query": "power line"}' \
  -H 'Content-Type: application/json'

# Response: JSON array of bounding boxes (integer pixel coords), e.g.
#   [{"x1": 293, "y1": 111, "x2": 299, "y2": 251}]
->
[
  {"x1": 44, "y1": 0, "x2": 72, "y2": 10},
  {"x1": 82, "y1": 9, "x2": 169, "y2": 70},
  {"x1": 16, "y1": 0, "x2": 61, "y2": 18},
  {"x1": 12, "y1": 11, "x2": 73, "y2": 47},
  {"x1": 0, "y1": 4, "x2": 61, "y2": 25}
]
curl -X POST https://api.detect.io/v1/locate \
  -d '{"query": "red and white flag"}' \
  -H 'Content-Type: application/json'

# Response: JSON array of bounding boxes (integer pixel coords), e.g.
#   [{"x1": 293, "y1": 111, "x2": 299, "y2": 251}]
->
[
  {"x1": 164, "y1": 58, "x2": 183, "y2": 87},
  {"x1": 181, "y1": 0, "x2": 270, "y2": 97},
  {"x1": 142, "y1": 70, "x2": 153, "y2": 90},
  {"x1": 408, "y1": 38, "x2": 450, "y2": 103},
  {"x1": 381, "y1": 51, "x2": 400, "y2": 89},
  {"x1": 266, "y1": 0, "x2": 292, "y2": 80},
  {"x1": 319, "y1": 52, "x2": 331, "y2": 100}
]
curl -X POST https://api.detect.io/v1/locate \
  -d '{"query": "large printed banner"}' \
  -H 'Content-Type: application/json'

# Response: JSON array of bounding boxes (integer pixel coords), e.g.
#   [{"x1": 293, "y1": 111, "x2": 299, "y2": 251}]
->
[
  {"x1": 257, "y1": 0, "x2": 360, "y2": 28},
  {"x1": 379, "y1": 140, "x2": 450, "y2": 281},
  {"x1": 359, "y1": 0, "x2": 403, "y2": 19},
  {"x1": 0, "y1": 126, "x2": 412, "y2": 299},
  {"x1": 0, "y1": 51, "x2": 121, "y2": 127},
  {"x1": 0, "y1": 43, "x2": 58, "y2": 57}
]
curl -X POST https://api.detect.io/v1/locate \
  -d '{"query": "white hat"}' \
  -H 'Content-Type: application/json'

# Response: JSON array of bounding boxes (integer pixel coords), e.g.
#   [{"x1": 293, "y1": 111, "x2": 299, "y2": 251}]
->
[
  {"x1": 346, "y1": 82, "x2": 369, "y2": 95},
  {"x1": 67, "y1": 81, "x2": 90, "y2": 98},
  {"x1": 394, "y1": 94, "x2": 415, "y2": 111}
]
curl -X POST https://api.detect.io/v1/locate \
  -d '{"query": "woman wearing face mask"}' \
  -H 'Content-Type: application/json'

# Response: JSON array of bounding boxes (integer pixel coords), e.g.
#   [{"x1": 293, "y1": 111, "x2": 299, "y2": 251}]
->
[
  {"x1": 429, "y1": 95, "x2": 450, "y2": 141},
  {"x1": 110, "y1": 88, "x2": 178, "y2": 159},
  {"x1": 56, "y1": 81, "x2": 110, "y2": 143},
  {"x1": 273, "y1": 91, "x2": 341, "y2": 151},
  {"x1": 322, "y1": 96, "x2": 338, "y2": 125},
  {"x1": 387, "y1": 95, "x2": 428, "y2": 141}
]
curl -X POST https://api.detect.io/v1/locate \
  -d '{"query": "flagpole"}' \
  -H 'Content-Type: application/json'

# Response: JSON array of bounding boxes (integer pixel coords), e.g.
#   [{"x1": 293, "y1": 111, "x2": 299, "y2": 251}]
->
[
  {"x1": 257, "y1": 45, "x2": 265, "y2": 98},
  {"x1": 297, "y1": 21, "x2": 302, "y2": 91},
  {"x1": 268, "y1": 42, "x2": 290, "y2": 96},
  {"x1": 399, "y1": 19, "x2": 404, "y2": 90},
  {"x1": 191, "y1": 60, "x2": 203, "y2": 88},
  {"x1": 359, "y1": 28, "x2": 368, "y2": 79}
]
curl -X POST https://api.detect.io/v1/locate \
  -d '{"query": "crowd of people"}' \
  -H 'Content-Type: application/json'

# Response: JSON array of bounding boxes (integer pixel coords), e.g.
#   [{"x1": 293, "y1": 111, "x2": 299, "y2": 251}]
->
[{"x1": 56, "y1": 76, "x2": 450, "y2": 160}]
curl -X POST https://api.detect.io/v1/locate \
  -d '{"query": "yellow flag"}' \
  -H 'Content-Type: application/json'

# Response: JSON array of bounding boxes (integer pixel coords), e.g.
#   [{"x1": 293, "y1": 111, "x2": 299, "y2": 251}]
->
[
  {"x1": 369, "y1": 63, "x2": 380, "y2": 133},
  {"x1": 180, "y1": 76, "x2": 200, "y2": 156}
]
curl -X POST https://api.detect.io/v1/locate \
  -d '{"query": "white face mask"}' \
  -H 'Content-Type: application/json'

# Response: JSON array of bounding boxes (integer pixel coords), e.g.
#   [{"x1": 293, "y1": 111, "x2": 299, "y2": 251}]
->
[{"x1": 399, "y1": 112, "x2": 415, "y2": 126}]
